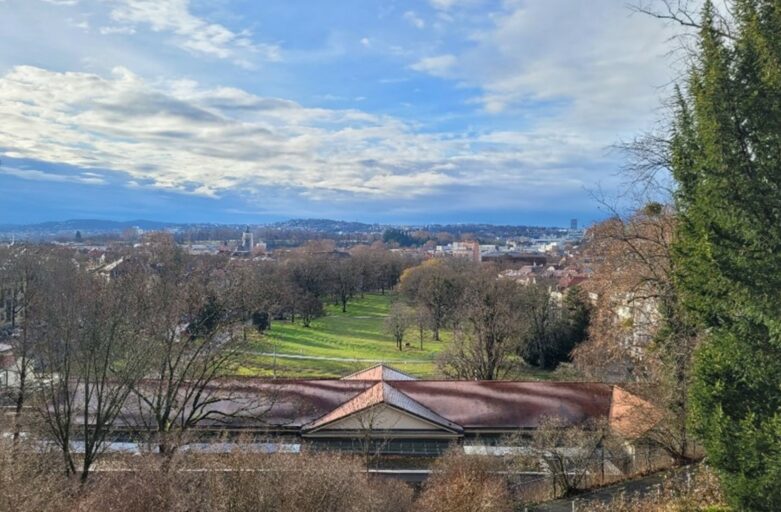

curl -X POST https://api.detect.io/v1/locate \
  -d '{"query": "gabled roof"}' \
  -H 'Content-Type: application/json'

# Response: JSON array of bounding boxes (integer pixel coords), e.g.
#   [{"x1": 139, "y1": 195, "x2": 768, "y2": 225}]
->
[
  {"x1": 97, "y1": 368, "x2": 660, "y2": 439},
  {"x1": 340, "y1": 364, "x2": 416, "y2": 381},
  {"x1": 303, "y1": 381, "x2": 462, "y2": 433}
]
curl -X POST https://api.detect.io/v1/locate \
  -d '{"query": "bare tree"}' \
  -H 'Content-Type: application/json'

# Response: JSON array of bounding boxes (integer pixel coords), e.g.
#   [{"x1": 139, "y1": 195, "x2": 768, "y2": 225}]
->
[
  {"x1": 399, "y1": 259, "x2": 465, "y2": 341},
  {"x1": 629, "y1": 0, "x2": 735, "y2": 41},
  {"x1": 512, "y1": 416, "x2": 625, "y2": 498},
  {"x1": 438, "y1": 271, "x2": 524, "y2": 380},
  {"x1": 332, "y1": 258, "x2": 357, "y2": 313},
  {"x1": 34, "y1": 265, "x2": 149, "y2": 482},
  {"x1": 384, "y1": 302, "x2": 412, "y2": 351},
  {"x1": 124, "y1": 246, "x2": 263, "y2": 457},
  {"x1": 413, "y1": 303, "x2": 430, "y2": 349},
  {"x1": 0, "y1": 247, "x2": 54, "y2": 442},
  {"x1": 573, "y1": 208, "x2": 698, "y2": 464}
]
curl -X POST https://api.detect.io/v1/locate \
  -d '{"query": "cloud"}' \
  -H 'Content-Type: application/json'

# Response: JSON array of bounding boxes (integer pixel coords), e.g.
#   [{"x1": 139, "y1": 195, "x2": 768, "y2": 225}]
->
[
  {"x1": 108, "y1": 0, "x2": 281, "y2": 66},
  {"x1": 0, "y1": 65, "x2": 610, "y2": 206},
  {"x1": 403, "y1": 11, "x2": 425, "y2": 29},
  {"x1": 99, "y1": 25, "x2": 136, "y2": 35},
  {"x1": 360, "y1": 37, "x2": 371, "y2": 48},
  {"x1": 410, "y1": 54, "x2": 456, "y2": 75},
  {"x1": 412, "y1": 1, "x2": 678, "y2": 139},
  {"x1": 0, "y1": 166, "x2": 106, "y2": 185}
]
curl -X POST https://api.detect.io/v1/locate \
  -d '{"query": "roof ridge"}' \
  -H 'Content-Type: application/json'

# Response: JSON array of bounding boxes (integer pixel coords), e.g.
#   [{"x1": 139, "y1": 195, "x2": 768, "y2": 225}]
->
[{"x1": 303, "y1": 380, "x2": 462, "y2": 432}]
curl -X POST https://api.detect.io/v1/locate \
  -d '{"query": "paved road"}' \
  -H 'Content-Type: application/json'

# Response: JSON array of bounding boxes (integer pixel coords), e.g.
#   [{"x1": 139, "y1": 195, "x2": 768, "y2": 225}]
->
[
  {"x1": 527, "y1": 467, "x2": 693, "y2": 512},
  {"x1": 242, "y1": 350, "x2": 431, "y2": 364}
]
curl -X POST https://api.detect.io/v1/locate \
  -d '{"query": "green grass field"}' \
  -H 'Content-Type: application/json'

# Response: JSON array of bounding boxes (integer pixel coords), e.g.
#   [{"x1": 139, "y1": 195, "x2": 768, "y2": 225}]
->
[
  {"x1": 234, "y1": 292, "x2": 577, "y2": 380},
  {"x1": 236, "y1": 293, "x2": 448, "y2": 378}
]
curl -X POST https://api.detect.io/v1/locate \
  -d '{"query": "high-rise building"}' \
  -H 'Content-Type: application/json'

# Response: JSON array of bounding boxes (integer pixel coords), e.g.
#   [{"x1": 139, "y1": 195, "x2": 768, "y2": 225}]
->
[
  {"x1": 241, "y1": 226, "x2": 253, "y2": 252},
  {"x1": 570, "y1": 218, "x2": 578, "y2": 230}
]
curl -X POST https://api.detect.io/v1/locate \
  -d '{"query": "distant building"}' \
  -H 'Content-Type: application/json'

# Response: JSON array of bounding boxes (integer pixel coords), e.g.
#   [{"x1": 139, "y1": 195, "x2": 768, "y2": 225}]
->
[
  {"x1": 0, "y1": 342, "x2": 17, "y2": 390},
  {"x1": 431, "y1": 241, "x2": 480, "y2": 263},
  {"x1": 241, "y1": 226, "x2": 253, "y2": 252},
  {"x1": 451, "y1": 241, "x2": 481, "y2": 263},
  {"x1": 481, "y1": 251, "x2": 547, "y2": 266},
  {"x1": 231, "y1": 226, "x2": 264, "y2": 258},
  {"x1": 571, "y1": 218, "x2": 578, "y2": 230}
]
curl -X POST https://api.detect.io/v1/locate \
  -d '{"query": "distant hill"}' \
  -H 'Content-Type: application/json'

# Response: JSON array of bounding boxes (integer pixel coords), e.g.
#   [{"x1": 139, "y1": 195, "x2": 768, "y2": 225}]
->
[
  {"x1": 0, "y1": 217, "x2": 574, "y2": 241},
  {"x1": 0, "y1": 219, "x2": 177, "y2": 236},
  {"x1": 270, "y1": 218, "x2": 383, "y2": 233}
]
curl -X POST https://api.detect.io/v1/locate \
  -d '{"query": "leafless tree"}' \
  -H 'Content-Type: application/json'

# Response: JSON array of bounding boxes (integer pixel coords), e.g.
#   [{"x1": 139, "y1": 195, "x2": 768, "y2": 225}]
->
[
  {"x1": 438, "y1": 271, "x2": 524, "y2": 380},
  {"x1": 518, "y1": 282, "x2": 566, "y2": 370},
  {"x1": 573, "y1": 208, "x2": 698, "y2": 463},
  {"x1": 399, "y1": 259, "x2": 466, "y2": 341},
  {"x1": 384, "y1": 302, "x2": 413, "y2": 351},
  {"x1": 0, "y1": 246, "x2": 55, "y2": 442},
  {"x1": 34, "y1": 265, "x2": 149, "y2": 482},
  {"x1": 629, "y1": 0, "x2": 735, "y2": 41},
  {"x1": 511, "y1": 416, "x2": 625, "y2": 498},
  {"x1": 332, "y1": 258, "x2": 357, "y2": 313},
  {"x1": 413, "y1": 303, "x2": 430, "y2": 349},
  {"x1": 124, "y1": 246, "x2": 266, "y2": 457}
]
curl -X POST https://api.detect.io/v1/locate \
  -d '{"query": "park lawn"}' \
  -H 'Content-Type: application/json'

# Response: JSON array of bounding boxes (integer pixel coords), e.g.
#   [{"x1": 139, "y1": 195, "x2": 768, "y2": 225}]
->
[
  {"x1": 233, "y1": 292, "x2": 578, "y2": 381},
  {"x1": 236, "y1": 293, "x2": 449, "y2": 379}
]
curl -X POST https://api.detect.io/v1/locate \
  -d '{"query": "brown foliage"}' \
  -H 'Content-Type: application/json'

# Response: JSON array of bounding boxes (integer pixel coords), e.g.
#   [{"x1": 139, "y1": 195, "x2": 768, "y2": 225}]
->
[
  {"x1": 0, "y1": 441, "x2": 77, "y2": 512},
  {"x1": 0, "y1": 439, "x2": 414, "y2": 512},
  {"x1": 574, "y1": 209, "x2": 701, "y2": 464},
  {"x1": 574, "y1": 209, "x2": 676, "y2": 379},
  {"x1": 417, "y1": 448, "x2": 512, "y2": 512}
]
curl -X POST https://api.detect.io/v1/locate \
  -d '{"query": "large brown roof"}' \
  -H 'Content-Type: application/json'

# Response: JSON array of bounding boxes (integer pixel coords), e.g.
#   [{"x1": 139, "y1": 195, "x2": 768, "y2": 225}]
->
[
  {"x1": 187, "y1": 378, "x2": 648, "y2": 435},
  {"x1": 391, "y1": 380, "x2": 614, "y2": 430},
  {"x1": 83, "y1": 367, "x2": 657, "y2": 438}
]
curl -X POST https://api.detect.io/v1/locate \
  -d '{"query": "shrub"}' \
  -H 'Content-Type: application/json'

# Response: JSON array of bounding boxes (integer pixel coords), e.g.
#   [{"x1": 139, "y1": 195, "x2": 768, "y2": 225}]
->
[{"x1": 417, "y1": 448, "x2": 512, "y2": 512}]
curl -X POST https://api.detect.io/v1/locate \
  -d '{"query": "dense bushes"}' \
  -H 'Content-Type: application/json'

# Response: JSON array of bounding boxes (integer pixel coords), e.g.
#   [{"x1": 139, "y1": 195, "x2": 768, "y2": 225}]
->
[{"x1": 0, "y1": 441, "x2": 415, "y2": 512}]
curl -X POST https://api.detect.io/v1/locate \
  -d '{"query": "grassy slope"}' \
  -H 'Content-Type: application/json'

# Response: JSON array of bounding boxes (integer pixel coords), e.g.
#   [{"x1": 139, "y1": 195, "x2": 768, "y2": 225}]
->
[
  {"x1": 234, "y1": 292, "x2": 576, "y2": 380},
  {"x1": 236, "y1": 293, "x2": 447, "y2": 378}
]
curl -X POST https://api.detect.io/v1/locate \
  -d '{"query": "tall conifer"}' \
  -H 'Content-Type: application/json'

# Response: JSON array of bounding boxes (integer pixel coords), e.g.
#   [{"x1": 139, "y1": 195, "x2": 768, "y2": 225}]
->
[{"x1": 671, "y1": 1, "x2": 781, "y2": 508}]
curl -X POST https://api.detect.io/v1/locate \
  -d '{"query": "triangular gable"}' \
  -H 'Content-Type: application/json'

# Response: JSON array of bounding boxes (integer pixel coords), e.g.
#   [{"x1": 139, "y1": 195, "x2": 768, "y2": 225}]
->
[
  {"x1": 341, "y1": 364, "x2": 417, "y2": 381},
  {"x1": 311, "y1": 403, "x2": 456, "y2": 432},
  {"x1": 303, "y1": 381, "x2": 462, "y2": 434},
  {"x1": 609, "y1": 386, "x2": 663, "y2": 439}
]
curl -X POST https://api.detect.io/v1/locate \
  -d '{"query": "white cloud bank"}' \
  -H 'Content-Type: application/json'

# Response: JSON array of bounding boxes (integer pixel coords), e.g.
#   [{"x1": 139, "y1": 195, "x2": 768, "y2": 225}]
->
[{"x1": 0, "y1": 65, "x2": 605, "y2": 203}]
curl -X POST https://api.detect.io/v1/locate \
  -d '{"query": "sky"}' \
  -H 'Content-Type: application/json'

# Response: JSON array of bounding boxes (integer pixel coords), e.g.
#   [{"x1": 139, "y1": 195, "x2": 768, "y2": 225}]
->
[{"x1": 0, "y1": 0, "x2": 679, "y2": 226}]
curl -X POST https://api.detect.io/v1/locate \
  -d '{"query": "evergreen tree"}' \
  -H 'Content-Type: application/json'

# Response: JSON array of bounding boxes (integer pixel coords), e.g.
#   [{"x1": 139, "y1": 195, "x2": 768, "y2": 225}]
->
[{"x1": 670, "y1": 2, "x2": 781, "y2": 508}]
